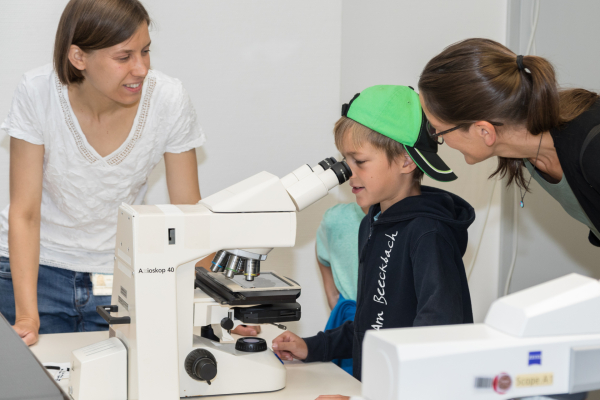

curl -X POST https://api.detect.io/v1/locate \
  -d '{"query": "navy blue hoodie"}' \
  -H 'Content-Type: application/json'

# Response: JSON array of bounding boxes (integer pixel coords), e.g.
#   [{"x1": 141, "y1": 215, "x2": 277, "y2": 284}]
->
[{"x1": 303, "y1": 186, "x2": 475, "y2": 380}]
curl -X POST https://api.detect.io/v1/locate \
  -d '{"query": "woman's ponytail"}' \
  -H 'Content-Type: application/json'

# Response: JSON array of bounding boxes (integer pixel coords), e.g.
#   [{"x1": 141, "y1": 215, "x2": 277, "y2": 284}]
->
[{"x1": 521, "y1": 55, "x2": 560, "y2": 135}]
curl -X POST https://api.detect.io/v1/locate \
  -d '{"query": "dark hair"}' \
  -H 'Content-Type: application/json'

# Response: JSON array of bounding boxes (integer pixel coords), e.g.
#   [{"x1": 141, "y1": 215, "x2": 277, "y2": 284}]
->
[
  {"x1": 333, "y1": 116, "x2": 424, "y2": 187},
  {"x1": 54, "y1": 0, "x2": 151, "y2": 85},
  {"x1": 418, "y1": 38, "x2": 599, "y2": 190}
]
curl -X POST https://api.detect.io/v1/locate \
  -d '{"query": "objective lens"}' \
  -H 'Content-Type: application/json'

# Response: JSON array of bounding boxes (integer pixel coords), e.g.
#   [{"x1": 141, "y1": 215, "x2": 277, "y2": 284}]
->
[
  {"x1": 244, "y1": 259, "x2": 260, "y2": 281},
  {"x1": 210, "y1": 250, "x2": 229, "y2": 272},
  {"x1": 224, "y1": 255, "x2": 241, "y2": 279},
  {"x1": 236, "y1": 258, "x2": 246, "y2": 275}
]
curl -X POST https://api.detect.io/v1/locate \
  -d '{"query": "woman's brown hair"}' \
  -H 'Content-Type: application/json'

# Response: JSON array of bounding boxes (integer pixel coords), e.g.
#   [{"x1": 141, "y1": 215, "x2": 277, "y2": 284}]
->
[
  {"x1": 54, "y1": 0, "x2": 151, "y2": 85},
  {"x1": 418, "y1": 38, "x2": 599, "y2": 190}
]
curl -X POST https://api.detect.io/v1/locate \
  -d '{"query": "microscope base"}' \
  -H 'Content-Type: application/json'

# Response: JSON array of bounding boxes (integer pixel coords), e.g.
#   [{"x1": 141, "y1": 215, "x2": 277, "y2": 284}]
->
[{"x1": 178, "y1": 335, "x2": 286, "y2": 397}]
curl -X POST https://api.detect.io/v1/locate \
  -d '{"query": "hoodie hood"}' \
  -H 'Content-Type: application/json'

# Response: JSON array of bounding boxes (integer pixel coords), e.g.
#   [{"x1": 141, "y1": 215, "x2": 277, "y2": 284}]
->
[{"x1": 369, "y1": 186, "x2": 475, "y2": 255}]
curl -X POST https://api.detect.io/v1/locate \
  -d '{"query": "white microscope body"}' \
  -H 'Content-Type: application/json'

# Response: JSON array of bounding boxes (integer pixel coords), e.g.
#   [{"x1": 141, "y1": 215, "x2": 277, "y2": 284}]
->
[
  {"x1": 359, "y1": 273, "x2": 600, "y2": 400},
  {"x1": 68, "y1": 158, "x2": 350, "y2": 400}
]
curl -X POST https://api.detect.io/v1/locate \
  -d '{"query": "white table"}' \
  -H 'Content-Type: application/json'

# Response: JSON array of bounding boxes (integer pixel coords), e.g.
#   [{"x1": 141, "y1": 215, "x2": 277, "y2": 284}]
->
[{"x1": 30, "y1": 326, "x2": 362, "y2": 400}]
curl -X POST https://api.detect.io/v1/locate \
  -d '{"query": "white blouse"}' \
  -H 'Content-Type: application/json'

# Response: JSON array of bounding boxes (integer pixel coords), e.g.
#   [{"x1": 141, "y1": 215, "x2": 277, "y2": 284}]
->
[{"x1": 0, "y1": 64, "x2": 206, "y2": 273}]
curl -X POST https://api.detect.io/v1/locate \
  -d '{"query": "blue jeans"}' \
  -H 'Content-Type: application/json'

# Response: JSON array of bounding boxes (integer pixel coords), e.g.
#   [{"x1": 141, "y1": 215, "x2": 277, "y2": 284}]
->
[{"x1": 0, "y1": 256, "x2": 110, "y2": 333}]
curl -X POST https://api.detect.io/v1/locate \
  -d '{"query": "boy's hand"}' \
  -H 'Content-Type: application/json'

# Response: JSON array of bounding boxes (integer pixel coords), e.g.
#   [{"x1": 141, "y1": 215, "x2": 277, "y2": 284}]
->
[
  {"x1": 272, "y1": 331, "x2": 308, "y2": 361},
  {"x1": 232, "y1": 324, "x2": 261, "y2": 336}
]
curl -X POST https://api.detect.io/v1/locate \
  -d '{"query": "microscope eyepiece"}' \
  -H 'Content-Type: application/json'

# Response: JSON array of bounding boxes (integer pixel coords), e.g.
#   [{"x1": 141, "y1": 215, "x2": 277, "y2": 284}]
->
[
  {"x1": 317, "y1": 157, "x2": 337, "y2": 171},
  {"x1": 330, "y1": 160, "x2": 352, "y2": 184}
]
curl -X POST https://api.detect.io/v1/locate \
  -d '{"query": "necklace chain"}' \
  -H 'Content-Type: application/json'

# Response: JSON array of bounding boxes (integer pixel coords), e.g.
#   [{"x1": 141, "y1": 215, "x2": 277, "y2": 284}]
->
[{"x1": 519, "y1": 132, "x2": 544, "y2": 208}]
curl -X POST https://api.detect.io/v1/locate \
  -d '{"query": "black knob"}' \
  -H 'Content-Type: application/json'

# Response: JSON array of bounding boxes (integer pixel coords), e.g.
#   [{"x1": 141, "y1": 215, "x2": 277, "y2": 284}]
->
[
  {"x1": 235, "y1": 337, "x2": 267, "y2": 352},
  {"x1": 185, "y1": 349, "x2": 217, "y2": 384},
  {"x1": 220, "y1": 317, "x2": 234, "y2": 331}
]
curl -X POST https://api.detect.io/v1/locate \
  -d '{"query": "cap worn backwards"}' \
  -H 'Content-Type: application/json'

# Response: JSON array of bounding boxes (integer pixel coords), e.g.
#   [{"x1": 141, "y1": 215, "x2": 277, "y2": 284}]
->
[{"x1": 341, "y1": 85, "x2": 457, "y2": 182}]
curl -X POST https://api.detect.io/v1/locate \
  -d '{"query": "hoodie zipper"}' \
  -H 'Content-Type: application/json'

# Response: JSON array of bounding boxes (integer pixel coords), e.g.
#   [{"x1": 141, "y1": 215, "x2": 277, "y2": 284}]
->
[{"x1": 361, "y1": 217, "x2": 376, "y2": 262}]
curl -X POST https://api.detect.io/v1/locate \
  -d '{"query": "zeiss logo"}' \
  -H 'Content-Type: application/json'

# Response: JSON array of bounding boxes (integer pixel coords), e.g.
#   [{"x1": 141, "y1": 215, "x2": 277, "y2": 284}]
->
[{"x1": 528, "y1": 351, "x2": 542, "y2": 366}]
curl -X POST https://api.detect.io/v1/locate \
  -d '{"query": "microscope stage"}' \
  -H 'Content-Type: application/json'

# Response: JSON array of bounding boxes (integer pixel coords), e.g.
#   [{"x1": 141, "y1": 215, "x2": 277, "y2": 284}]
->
[
  {"x1": 195, "y1": 267, "x2": 301, "y2": 305},
  {"x1": 217, "y1": 271, "x2": 295, "y2": 291}
]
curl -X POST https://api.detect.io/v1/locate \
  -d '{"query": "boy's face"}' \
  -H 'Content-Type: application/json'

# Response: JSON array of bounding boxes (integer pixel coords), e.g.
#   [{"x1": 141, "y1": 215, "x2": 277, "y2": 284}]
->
[{"x1": 340, "y1": 132, "x2": 418, "y2": 212}]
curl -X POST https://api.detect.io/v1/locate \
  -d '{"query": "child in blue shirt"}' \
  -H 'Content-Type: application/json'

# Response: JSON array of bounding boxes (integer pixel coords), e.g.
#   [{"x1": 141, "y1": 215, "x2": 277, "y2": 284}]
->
[{"x1": 316, "y1": 202, "x2": 366, "y2": 374}]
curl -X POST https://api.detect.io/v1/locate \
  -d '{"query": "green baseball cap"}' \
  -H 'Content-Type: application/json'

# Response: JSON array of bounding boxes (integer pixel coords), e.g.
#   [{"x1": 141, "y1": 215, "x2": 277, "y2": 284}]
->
[{"x1": 341, "y1": 85, "x2": 457, "y2": 182}]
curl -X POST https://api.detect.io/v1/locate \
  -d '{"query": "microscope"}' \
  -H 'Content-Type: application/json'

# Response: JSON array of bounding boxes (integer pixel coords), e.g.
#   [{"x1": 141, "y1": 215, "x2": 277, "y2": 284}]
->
[
  {"x1": 358, "y1": 273, "x2": 600, "y2": 400},
  {"x1": 68, "y1": 157, "x2": 351, "y2": 400}
]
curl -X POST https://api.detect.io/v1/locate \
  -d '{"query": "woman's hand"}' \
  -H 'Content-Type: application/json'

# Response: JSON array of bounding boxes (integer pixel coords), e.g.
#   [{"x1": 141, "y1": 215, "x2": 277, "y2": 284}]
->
[
  {"x1": 232, "y1": 324, "x2": 261, "y2": 336},
  {"x1": 13, "y1": 317, "x2": 40, "y2": 346},
  {"x1": 272, "y1": 331, "x2": 308, "y2": 361},
  {"x1": 316, "y1": 396, "x2": 350, "y2": 400}
]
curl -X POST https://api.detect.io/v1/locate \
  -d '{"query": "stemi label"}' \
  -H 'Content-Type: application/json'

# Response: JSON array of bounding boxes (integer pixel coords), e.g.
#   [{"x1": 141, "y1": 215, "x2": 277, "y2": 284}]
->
[{"x1": 515, "y1": 373, "x2": 554, "y2": 388}]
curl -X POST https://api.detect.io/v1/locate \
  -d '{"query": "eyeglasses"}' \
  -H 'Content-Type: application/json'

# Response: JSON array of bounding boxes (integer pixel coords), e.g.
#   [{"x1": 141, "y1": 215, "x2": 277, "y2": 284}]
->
[{"x1": 425, "y1": 120, "x2": 504, "y2": 145}]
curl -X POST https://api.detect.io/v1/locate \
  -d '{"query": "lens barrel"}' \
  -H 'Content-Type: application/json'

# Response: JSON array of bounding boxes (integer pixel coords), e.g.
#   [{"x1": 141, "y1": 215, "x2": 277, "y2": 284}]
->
[
  {"x1": 210, "y1": 250, "x2": 229, "y2": 272},
  {"x1": 235, "y1": 258, "x2": 246, "y2": 275},
  {"x1": 224, "y1": 255, "x2": 241, "y2": 279},
  {"x1": 244, "y1": 259, "x2": 260, "y2": 281}
]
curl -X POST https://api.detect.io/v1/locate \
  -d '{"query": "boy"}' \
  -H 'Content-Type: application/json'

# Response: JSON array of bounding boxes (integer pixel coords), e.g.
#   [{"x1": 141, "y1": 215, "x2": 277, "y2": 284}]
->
[{"x1": 272, "y1": 85, "x2": 475, "y2": 386}]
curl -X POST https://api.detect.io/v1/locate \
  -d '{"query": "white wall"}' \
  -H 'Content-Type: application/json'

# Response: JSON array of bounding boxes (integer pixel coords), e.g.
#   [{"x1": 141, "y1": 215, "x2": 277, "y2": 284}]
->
[
  {"x1": 501, "y1": 0, "x2": 600, "y2": 296},
  {"x1": 341, "y1": 0, "x2": 508, "y2": 322},
  {"x1": 0, "y1": 1, "x2": 69, "y2": 205}
]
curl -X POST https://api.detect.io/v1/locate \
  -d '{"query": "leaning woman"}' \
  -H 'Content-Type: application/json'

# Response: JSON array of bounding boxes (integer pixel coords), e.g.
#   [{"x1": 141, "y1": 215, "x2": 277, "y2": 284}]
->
[
  {"x1": 419, "y1": 38, "x2": 600, "y2": 250},
  {"x1": 418, "y1": 37, "x2": 598, "y2": 400},
  {"x1": 0, "y1": 0, "x2": 206, "y2": 345}
]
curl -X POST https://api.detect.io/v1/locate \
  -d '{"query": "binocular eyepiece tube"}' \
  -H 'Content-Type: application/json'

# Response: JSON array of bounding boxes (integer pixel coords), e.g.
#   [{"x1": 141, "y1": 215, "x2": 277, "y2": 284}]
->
[
  {"x1": 312, "y1": 157, "x2": 338, "y2": 175},
  {"x1": 280, "y1": 157, "x2": 351, "y2": 190},
  {"x1": 284, "y1": 157, "x2": 352, "y2": 211}
]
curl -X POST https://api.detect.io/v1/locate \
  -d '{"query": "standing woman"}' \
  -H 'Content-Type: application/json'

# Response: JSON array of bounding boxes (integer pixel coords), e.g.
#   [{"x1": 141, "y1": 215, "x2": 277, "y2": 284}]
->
[
  {"x1": 418, "y1": 38, "x2": 600, "y2": 247},
  {"x1": 0, "y1": 0, "x2": 205, "y2": 345}
]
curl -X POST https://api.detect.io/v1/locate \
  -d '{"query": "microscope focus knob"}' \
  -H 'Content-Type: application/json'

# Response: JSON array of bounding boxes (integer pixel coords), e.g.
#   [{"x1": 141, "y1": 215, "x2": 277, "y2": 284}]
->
[
  {"x1": 220, "y1": 317, "x2": 234, "y2": 331},
  {"x1": 185, "y1": 349, "x2": 217, "y2": 384},
  {"x1": 235, "y1": 337, "x2": 268, "y2": 352}
]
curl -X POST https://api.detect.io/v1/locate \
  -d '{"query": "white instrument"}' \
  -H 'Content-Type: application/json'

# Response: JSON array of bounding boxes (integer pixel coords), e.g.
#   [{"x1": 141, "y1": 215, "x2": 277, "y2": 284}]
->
[{"x1": 69, "y1": 158, "x2": 350, "y2": 400}]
